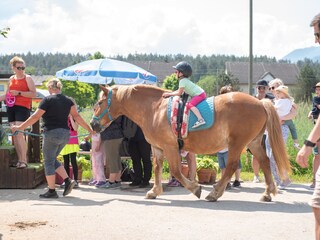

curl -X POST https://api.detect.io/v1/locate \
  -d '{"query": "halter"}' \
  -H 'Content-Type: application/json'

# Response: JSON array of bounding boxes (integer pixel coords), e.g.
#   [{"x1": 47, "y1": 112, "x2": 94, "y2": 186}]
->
[{"x1": 93, "y1": 89, "x2": 113, "y2": 123}]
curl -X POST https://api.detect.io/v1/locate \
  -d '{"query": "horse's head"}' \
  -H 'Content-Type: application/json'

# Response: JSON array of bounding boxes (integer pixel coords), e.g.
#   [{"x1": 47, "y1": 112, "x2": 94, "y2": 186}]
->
[{"x1": 90, "y1": 85, "x2": 114, "y2": 132}]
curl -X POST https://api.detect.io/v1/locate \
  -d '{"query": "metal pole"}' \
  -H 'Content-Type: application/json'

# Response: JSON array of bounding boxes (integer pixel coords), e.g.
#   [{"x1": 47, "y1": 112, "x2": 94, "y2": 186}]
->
[{"x1": 249, "y1": 0, "x2": 253, "y2": 95}]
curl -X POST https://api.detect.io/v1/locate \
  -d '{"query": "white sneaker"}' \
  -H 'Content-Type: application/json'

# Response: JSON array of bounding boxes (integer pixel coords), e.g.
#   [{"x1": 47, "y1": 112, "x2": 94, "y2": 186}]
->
[
  {"x1": 192, "y1": 119, "x2": 206, "y2": 129},
  {"x1": 252, "y1": 176, "x2": 260, "y2": 183}
]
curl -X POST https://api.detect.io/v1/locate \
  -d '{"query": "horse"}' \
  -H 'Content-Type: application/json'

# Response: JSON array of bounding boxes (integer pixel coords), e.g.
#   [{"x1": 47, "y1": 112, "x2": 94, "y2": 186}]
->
[{"x1": 90, "y1": 84, "x2": 291, "y2": 202}]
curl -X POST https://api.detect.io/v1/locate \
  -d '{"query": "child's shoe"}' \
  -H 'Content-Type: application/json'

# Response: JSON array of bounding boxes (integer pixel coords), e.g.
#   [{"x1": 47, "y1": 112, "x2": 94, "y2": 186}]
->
[
  {"x1": 95, "y1": 181, "x2": 107, "y2": 187},
  {"x1": 88, "y1": 180, "x2": 97, "y2": 186},
  {"x1": 192, "y1": 119, "x2": 206, "y2": 129}
]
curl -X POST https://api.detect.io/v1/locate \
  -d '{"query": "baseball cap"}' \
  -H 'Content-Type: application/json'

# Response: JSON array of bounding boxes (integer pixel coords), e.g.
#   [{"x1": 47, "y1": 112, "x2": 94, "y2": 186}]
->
[{"x1": 256, "y1": 79, "x2": 268, "y2": 87}]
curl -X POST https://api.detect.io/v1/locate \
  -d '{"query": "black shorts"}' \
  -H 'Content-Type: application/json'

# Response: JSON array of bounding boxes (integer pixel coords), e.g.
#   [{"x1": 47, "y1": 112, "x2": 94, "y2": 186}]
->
[{"x1": 7, "y1": 105, "x2": 30, "y2": 123}]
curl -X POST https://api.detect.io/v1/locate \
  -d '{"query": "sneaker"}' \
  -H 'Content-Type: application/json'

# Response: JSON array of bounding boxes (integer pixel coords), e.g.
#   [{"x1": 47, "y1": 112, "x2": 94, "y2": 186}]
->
[
  {"x1": 88, "y1": 180, "x2": 97, "y2": 186},
  {"x1": 74, "y1": 181, "x2": 79, "y2": 189},
  {"x1": 232, "y1": 180, "x2": 241, "y2": 187},
  {"x1": 225, "y1": 182, "x2": 232, "y2": 190},
  {"x1": 39, "y1": 190, "x2": 59, "y2": 199},
  {"x1": 192, "y1": 119, "x2": 206, "y2": 129},
  {"x1": 60, "y1": 182, "x2": 65, "y2": 188},
  {"x1": 310, "y1": 180, "x2": 315, "y2": 189},
  {"x1": 63, "y1": 179, "x2": 76, "y2": 196},
  {"x1": 252, "y1": 176, "x2": 260, "y2": 183},
  {"x1": 167, "y1": 178, "x2": 181, "y2": 187},
  {"x1": 278, "y1": 179, "x2": 292, "y2": 190},
  {"x1": 95, "y1": 181, "x2": 107, "y2": 187},
  {"x1": 103, "y1": 181, "x2": 121, "y2": 189},
  {"x1": 293, "y1": 143, "x2": 301, "y2": 150}
]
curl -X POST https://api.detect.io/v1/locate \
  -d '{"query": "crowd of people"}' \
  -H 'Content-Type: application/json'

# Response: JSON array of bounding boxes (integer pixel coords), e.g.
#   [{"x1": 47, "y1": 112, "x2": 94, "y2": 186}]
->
[{"x1": 2, "y1": 11, "x2": 320, "y2": 238}]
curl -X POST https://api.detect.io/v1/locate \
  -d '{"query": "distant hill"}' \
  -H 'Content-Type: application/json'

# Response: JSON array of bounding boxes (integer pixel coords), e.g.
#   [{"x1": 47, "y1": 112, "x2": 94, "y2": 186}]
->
[{"x1": 282, "y1": 46, "x2": 320, "y2": 62}]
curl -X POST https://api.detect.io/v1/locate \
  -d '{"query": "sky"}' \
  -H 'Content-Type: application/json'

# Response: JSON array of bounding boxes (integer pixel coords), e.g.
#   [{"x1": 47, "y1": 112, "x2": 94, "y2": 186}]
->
[{"x1": 0, "y1": 0, "x2": 319, "y2": 59}]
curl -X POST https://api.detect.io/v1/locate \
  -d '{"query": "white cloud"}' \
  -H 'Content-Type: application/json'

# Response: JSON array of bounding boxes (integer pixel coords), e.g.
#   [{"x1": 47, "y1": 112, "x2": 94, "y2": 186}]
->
[{"x1": 0, "y1": 0, "x2": 318, "y2": 59}]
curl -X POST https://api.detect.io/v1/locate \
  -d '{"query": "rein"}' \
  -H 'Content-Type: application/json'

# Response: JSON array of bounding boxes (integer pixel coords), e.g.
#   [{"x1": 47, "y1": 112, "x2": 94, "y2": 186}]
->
[{"x1": 92, "y1": 89, "x2": 113, "y2": 123}]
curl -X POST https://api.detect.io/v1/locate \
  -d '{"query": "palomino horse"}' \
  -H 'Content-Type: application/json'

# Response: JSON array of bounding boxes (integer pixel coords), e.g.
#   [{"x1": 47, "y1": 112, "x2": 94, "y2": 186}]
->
[{"x1": 90, "y1": 85, "x2": 291, "y2": 202}]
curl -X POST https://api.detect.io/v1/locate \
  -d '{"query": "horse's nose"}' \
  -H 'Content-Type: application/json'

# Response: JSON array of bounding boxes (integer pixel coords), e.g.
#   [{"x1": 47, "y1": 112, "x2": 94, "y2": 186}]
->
[{"x1": 90, "y1": 119, "x2": 102, "y2": 132}]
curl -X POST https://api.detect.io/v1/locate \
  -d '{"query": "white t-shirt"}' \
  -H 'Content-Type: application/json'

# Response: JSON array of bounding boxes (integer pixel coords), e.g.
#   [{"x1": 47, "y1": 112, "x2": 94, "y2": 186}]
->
[{"x1": 275, "y1": 98, "x2": 292, "y2": 118}]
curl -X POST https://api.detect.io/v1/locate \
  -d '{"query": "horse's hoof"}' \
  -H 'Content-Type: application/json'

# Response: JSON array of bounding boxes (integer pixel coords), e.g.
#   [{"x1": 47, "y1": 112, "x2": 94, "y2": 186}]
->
[
  {"x1": 205, "y1": 194, "x2": 218, "y2": 202},
  {"x1": 145, "y1": 191, "x2": 157, "y2": 199},
  {"x1": 194, "y1": 185, "x2": 202, "y2": 199},
  {"x1": 260, "y1": 195, "x2": 272, "y2": 202}
]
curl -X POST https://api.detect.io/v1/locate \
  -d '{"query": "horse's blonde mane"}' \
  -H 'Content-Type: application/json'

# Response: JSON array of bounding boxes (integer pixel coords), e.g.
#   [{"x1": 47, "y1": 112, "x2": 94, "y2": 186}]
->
[{"x1": 113, "y1": 84, "x2": 164, "y2": 101}]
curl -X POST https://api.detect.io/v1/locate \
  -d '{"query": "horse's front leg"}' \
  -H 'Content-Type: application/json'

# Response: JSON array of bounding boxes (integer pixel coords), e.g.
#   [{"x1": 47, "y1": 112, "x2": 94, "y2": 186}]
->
[
  {"x1": 206, "y1": 148, "x2": 240, "y2": 202},
  {"x1": 146, "y1": 147, "x2": 163, "y2": 199},
  {"x1": 166, "y1": 149, "x2": 201, "y2": 199}
]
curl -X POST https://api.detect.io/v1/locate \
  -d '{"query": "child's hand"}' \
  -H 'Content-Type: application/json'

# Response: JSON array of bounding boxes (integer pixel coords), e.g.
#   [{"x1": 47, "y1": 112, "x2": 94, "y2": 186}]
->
[{"x1": 162, "y1": 92, "x2": 171, "y2": 98}]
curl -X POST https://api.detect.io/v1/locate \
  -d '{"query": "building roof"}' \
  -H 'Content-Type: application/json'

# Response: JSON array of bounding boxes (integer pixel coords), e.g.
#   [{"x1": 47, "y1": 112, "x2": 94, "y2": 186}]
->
[
  {"x1": 127, "y1": 61, "x2": 178, "y2": 84},
  {"x1": 225, "y1": 62, "x2": 300, "y2": 85}
]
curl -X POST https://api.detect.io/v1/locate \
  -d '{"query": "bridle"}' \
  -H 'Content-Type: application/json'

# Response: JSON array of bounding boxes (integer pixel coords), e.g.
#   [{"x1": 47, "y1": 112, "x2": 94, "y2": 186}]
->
[{"x1": 92, "y1": 89, "x2": 113, "y2": 124}]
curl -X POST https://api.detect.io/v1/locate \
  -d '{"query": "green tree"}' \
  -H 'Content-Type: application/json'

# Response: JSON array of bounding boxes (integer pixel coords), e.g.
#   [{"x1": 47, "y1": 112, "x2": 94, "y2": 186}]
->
[
  {"x1": 61, "y1": 80, "x2": 95, "y2": 109},
  {"x1": 0, "y1": 27, "x2": 10, "y2": 38},
  {"x1": 197, "y1": 75, "x2": 217, "y2": 97},
  {"x1": 216, "y1": 72, "x2": 240, "y2": 93},
  {"x1": 294, "y1": 63, "x2": 318, "y2": 102},
  {"x1": 162, "y1": 73, "x2": 178, "y2": 90}
]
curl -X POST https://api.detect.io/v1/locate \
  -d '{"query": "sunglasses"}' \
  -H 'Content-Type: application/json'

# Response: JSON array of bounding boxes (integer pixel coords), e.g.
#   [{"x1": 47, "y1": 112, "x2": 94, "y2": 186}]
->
[
  {"x1": 16, "y1": 66, "x2": 25, "y2": 70},
  {"x1": 257, "y1": 86, "x2": 266, "y2": 90},
  {"x1": 315, "y1": 32, "x2": 320, "y2": 41},
  {"x1": 269, "y1": 86, "x2": 275, "y2": 90}
]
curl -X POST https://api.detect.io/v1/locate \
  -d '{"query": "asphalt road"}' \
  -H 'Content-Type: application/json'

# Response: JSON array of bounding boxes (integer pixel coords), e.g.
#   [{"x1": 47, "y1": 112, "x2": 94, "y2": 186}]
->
[{"x1": 0, "y1": 181, "x2": 314, "y2": 240}]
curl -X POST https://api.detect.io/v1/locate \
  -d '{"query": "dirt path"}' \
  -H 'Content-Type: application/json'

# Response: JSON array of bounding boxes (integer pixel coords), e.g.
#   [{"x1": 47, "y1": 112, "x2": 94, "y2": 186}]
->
[{"x1": 0, "y1": 181, "x2": 314, "y2": 240}]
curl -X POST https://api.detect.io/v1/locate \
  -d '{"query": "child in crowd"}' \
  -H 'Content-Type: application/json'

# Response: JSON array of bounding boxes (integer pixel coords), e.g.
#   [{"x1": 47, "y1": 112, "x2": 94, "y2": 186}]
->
[
  {"x1": 88, "y1": 133, "x2": 107, "y2": 187},
  {"x1": 60, "y1": 113, "x2": 80, "y2": 188},
  {"x1": 162, "y1": 61, "x2": 206, "y2": 128}
]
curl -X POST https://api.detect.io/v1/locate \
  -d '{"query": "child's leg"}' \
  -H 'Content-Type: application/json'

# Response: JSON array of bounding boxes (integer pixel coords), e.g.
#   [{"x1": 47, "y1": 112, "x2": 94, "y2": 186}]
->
[
  {"x1": 190, "y1": 106, "x2": 204, "y2": 121},
  {"x1": 63, "y1": 154, "x2": 70, "y2": 176},
  {"x1": 285, "y1": 120, "x2": 299, "y2": 144},
  {"x1": 70, "y1": 152, "x2": 78, "y2": 181}
]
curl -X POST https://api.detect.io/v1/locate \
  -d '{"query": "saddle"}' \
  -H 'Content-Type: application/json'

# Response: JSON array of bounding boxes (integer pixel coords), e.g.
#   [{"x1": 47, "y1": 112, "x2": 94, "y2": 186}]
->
[{"x1": 167, "y1": 94, "x2": 215, "y2": 149}]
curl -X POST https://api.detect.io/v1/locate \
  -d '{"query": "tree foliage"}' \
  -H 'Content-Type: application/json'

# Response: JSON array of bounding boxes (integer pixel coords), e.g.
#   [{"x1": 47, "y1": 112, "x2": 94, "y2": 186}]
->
[
  {"x1": 162, "y1": 73, "x2": 178, "y2": 90},
  {"x1": 294, "y1": 62, "x2": 318, "y2": 102},
  {"x1": 0, "y1": 27, "x2": 10, "y2": 38}
]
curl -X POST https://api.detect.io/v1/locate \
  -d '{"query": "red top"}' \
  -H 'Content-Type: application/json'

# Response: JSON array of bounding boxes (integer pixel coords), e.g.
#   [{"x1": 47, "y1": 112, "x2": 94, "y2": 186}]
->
[{"x1": 9, "y1": 76, "x2": 32, "y2": 109}]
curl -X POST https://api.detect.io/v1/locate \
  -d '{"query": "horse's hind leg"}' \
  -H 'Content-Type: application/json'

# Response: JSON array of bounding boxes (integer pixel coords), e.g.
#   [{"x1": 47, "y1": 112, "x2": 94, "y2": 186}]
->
[
  {"x1": 146, "y1": 147, "x2": 164, "y2": 199},
  {"x1": 248, "y1": 137, "x2": 277, "y2": 202}
]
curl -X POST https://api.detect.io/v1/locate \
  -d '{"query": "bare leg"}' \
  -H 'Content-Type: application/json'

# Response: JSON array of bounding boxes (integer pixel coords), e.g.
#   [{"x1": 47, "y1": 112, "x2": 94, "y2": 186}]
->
[
  {"x1": 190, "y1": 106, "x2": 204, "y2": 121},
  {"x1": 11, "y1": 121, "x2": 27, "y2": 163},
  {"x1": 235, "y1": 169, "x2": 241, "y2": 181},
  {"x1": 313, "y1": 207, "x2": 320, "y2": 240},
  {"x1": 314, "y1": 154, "x2": 320, "y2": 183}
]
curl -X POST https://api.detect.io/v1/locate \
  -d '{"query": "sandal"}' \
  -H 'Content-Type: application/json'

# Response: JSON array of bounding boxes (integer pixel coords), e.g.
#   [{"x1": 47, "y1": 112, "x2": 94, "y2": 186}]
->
[{"x1": 16, "y1": 161, "x2": 28, "y2": 169}]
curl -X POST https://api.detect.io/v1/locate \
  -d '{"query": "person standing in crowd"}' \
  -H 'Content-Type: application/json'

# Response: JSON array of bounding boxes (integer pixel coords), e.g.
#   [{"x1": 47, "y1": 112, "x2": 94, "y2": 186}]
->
[
  {"x1": 128, "y1": 126, "x2": 152, "y2": 188},
  {"x1": 60, "y1": 110, "x2": 80, "y2": 189},
  {"x1": 308, "y1": 82, "x2": 320, "y2": 189},
  {"x1": 88, "y1": 132, "x2": 107, "y2": 187},
  {"x1": 251, "y1": 79, "x2": 274, "y2": 183},
  {"x1": 265, "y1": 85, "x2": 292, "y2": 189},
  {"x1": 100, "y1": 116, "x2": 124, "y2": 189},
  {"x1": 11, "y1": 78, "x2": 94, "y2": 198},
  {"x1": 296, "y1": 13, "x2": 320, "y2": 240},
  {"x1": 162, "y1": 61, "x2": 207, "y2": 128},
  {"x1": 7, "y1": 56, "x2": 36, "y2": 169}
]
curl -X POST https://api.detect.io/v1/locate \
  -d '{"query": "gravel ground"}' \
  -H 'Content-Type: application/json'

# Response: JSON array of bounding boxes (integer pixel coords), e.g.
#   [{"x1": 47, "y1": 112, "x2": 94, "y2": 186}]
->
[{"x1": 0, "y1": 181, "x2": 314, "y2": 240}]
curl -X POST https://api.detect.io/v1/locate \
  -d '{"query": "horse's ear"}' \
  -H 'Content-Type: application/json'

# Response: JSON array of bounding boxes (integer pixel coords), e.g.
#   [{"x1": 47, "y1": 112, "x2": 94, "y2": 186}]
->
[{"x1": 99, "y1": 84, "x2": 109, "y2": 95}]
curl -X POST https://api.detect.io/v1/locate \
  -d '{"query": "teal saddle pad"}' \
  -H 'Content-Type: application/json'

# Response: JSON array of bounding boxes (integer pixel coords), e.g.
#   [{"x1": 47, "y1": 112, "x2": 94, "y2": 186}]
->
[{"x1": 167, "y1": 96, "x2": 215, "y2": 132}]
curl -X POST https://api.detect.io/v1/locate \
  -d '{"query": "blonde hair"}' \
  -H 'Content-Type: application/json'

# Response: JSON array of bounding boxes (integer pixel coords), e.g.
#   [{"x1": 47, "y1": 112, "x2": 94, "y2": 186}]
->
[
  {"x1": 269, "y1": 78, "x2": 284, "y2": 88},
  {"x1": 9, "y1": 56, "x2": 25, "y2": 67},
  {"x1": 46, "y1": 78, "x2": 63, "y2": 90}
]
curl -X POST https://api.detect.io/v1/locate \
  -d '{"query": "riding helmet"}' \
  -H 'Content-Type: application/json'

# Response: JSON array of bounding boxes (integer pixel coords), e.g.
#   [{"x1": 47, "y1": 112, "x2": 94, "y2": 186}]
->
[{"x1": 173, "y1": 61, "x2": 192, "y2": 77}]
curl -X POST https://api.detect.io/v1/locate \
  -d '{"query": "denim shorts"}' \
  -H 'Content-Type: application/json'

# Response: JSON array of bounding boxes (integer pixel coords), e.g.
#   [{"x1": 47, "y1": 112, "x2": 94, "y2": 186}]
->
[
  {"x1": 42, "y1": 128, "x2": 70, "y2": 176},
  {"x1": 217, "y1": 151, "x2": 242, "y2": 169}
]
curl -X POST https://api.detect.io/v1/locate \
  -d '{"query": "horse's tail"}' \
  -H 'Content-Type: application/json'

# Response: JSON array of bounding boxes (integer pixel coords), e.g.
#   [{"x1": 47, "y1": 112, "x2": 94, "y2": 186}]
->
[{"x1": 262, "y1": 99, "x2": 291, "y2": 178}]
